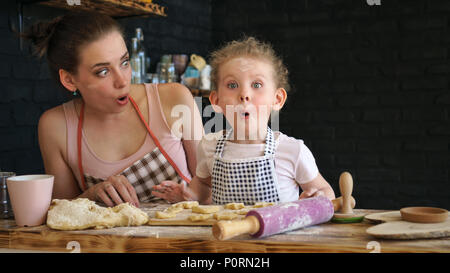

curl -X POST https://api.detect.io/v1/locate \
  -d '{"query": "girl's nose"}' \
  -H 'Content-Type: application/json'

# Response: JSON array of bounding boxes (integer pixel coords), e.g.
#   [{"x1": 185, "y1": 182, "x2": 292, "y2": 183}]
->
[{"x1": 239, "y1": 90, "x2": 250, "y2": 102}]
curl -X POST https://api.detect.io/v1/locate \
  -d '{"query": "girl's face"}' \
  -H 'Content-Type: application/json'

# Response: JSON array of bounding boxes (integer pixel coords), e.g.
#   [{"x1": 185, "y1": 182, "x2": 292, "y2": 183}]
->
[
  {"x1": 73, "y1": 31, "x2": 132, "y2": 114},
  {"x1": 210, "y1": 56, "x2": 286, "y2": 140}
]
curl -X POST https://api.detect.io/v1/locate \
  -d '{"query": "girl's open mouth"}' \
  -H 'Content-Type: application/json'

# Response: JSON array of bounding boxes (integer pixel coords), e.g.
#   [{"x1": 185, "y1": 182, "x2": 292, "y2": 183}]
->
[
  {"x1": 240, "y1": 111, "x2": 250, "y2": 119},
  {"x1": 116, "y1": 95, "x2": 129, "y2": 105}
]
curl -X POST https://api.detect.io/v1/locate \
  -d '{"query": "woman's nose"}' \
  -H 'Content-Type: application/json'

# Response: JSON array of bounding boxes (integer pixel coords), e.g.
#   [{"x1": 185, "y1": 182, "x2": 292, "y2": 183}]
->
[{"x1": 114, "y1": 70, "x2": 127, "y2": 88}]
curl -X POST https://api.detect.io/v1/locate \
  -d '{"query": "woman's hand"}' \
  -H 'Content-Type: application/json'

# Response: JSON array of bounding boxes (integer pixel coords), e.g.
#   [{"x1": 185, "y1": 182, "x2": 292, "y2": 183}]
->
[
  {"x1": 87, "y1": 175, "x2": 140, "y2": 207},
  {"x1": 151, "y1": 180, "x2": 190, "y2": 203}
]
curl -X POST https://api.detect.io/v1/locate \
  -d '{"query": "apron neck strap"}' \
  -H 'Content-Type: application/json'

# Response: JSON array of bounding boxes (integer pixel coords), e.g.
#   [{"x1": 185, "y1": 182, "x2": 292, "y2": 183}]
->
[{"x1": 214, "y1": 127, "x2": 275, "y2": 157}]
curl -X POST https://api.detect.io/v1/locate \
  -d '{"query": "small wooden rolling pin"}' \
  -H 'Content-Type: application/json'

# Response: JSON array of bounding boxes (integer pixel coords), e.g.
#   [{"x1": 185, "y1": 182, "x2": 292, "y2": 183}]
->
[{"x1": 213, "y1": 195, "x2": 355, "y2": 240}]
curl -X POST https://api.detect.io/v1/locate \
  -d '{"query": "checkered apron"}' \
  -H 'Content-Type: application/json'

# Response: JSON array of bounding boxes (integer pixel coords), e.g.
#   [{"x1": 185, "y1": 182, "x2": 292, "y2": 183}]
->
[
  {"x1": 77, "y1": 97, "x2": 190, "y2": 202},
  {"x1": 211, "y1": 127, "x2": 281, "y2": 205}
]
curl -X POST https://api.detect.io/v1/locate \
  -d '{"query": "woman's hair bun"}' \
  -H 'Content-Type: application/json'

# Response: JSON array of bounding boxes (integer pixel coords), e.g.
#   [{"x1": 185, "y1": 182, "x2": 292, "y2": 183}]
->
[{"x1": 21, "y1": 16, "x2": 63, "y2": 57}]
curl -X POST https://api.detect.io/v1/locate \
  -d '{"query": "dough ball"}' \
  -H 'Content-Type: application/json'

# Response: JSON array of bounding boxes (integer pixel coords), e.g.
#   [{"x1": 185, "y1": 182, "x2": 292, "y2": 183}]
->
[
  {"x1": 188, "y1": 213, "x2": 212, "y2": 221},
  {"x1": 191, "y1": 205, "x2": 221, "y2": 214},
  {"x1": 224, "y1": 203, "x2": 245, "y2": 210}
]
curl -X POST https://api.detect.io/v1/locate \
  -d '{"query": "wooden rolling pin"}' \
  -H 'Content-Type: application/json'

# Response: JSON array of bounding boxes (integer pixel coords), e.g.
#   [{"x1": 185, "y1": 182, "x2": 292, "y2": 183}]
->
[{"x1": 213, "y1": 196, "x2": 355, "y2": 240}]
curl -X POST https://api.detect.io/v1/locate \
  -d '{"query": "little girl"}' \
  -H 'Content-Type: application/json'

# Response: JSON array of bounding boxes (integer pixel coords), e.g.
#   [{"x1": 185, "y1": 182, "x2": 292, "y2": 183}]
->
[{"x1": 153, "y1": 37, "x2": 335, "y2": 204}]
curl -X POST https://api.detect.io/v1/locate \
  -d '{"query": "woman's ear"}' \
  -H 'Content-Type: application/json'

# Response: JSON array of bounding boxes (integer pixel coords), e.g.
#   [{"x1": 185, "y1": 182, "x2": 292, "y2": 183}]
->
[
  {"x1": 272, "y1": 88, "x2": 287, "y2": 111},
  {"x1": 59, "y1": 69, "x2": 77, "y2": 93},
  {"x1": 209, "y1": 90, "x2": 223, "y2": 113}
]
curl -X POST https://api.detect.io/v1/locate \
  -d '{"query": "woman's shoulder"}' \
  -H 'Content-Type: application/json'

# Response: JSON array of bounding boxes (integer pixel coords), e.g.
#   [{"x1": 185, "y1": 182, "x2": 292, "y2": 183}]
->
[
  {"x1": 157, "y1": 83, "x2": 195, "y2": 108},
  {"x1": 38, "y1": 102, "x2": 70, "y2": 149},
  {"x1": 39, "y1": 102, "x2": 68, "y2": 127}
]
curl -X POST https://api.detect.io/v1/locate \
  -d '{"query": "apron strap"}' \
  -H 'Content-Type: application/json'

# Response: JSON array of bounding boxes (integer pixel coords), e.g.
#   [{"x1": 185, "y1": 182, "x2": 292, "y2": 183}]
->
[
  {"x1": 264, "y1": 127, "x2": 276, "y2": 156},
  {"x1": 215, "y1": 127, "x2": 275, "y2": 158},
  {"x1": 77, "y1": 96, "x2": 191, "y2": 192},
  {"x1": 77, "y1": 102, "x2": 87, "y2": 191},
  {"x1": 129, "y1": 96, "x2": 191, "y2": 184}
]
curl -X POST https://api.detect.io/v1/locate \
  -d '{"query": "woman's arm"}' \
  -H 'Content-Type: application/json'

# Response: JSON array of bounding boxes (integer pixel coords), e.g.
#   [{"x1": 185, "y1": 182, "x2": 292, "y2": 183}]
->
[
  {"x1": 38, "y1": 106, "x2": 82, "y2": 199},
  {"x1": 158, "y1": 83, "x2": 204, "y2": 177},
  {"x1": 39, "y1": 106, "x2": 140, "y2": 207}
]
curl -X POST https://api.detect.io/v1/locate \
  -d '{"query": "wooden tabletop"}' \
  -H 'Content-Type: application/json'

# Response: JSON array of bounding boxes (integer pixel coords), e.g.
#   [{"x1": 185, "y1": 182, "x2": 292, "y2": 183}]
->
[{"x1": 0, "y1": 203, "x2": 449, "y2": 253}]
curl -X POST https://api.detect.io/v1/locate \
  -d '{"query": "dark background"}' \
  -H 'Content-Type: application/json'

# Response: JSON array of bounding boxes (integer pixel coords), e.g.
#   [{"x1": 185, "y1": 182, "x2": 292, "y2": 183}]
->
[{"x1": 1, "y1": 0, "x2": 448, "y2": 209}]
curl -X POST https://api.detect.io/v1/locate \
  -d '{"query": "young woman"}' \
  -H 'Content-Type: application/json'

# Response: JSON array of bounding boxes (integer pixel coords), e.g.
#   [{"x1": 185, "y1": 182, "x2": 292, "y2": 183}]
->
[{"x1": 23, "y1": 12, "x2": 203, "y2": 207}]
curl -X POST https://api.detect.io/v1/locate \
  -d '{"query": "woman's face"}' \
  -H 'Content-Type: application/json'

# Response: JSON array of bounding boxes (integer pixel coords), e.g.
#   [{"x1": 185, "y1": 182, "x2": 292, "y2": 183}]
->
[{"x1": 73, "y1": 30, "x2": 132, "y2": 113}]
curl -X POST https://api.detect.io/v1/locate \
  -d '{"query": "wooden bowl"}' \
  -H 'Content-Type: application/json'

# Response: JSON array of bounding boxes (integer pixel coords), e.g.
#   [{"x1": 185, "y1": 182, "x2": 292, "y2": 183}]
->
[{"x1": 400, "y1": 207, "x2": 448, "y2": 223}]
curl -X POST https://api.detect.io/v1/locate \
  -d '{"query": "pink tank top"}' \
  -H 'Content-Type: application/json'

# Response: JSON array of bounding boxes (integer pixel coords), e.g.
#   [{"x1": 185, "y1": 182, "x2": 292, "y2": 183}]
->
[{"x1": 63, "y1": 83, "x2": 192, "y2": 188}]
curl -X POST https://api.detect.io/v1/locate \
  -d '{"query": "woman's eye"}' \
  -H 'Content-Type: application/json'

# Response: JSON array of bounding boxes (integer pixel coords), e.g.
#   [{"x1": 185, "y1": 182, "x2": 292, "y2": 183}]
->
[
  {"x1": 252, "y1": 82, "x2": 262, "y2": 88},
  {"x1": 227, "y1": 82, "x2": 238, "y2": 89},
  {"x1": 121, "y1": 59, "x2": 130, "y2": 67},
  {"x1": 96, "y1": 69, "x2": 108, "y2": 77}
]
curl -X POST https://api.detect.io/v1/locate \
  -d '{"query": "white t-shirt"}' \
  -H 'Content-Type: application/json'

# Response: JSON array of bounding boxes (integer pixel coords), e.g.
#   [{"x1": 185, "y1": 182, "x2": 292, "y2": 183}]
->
[{"x1": 196, "y1": 130, "x2": 319, "y2": 202}]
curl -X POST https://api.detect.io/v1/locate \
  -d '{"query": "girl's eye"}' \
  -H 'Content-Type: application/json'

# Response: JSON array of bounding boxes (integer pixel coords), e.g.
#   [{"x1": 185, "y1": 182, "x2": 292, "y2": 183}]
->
[
  {"x1": 252, "y1": 82, "x2": 262, "y2": 88},
  {"x1": 96, "y1": 69, "x2": 108, "y2": 77},
  {"x1": 227, "y1": 82, "x2": 238, "y2": 89}
]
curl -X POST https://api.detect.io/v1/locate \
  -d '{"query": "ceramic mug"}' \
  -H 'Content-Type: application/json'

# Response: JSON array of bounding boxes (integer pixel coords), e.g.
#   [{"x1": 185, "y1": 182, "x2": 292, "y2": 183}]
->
[{"x1": 7, "y1": 174, "x2": 54, "y2": 227}]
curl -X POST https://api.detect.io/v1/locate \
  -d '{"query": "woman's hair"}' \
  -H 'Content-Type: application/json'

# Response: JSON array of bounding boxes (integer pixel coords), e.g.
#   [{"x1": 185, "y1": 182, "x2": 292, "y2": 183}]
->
[
  {"x1": 21, "y1": 11, "x2": 124, "y2": 91},
  {"x1": 209, "y1": 36, "x2": 290, "y2": 92}
]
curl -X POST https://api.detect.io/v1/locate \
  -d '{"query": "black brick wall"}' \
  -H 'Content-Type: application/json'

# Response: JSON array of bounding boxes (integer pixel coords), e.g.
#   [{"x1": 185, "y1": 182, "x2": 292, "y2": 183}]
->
[
  {"x1": 212, "y1": 0, "x2": 449, "y2": 209},
  {"x1": 1, "y1": 0, "x2": 448, "y2": 210}
]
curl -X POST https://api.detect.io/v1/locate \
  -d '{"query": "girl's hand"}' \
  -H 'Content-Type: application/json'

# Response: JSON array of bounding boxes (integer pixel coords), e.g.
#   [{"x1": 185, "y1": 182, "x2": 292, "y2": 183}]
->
[
  {"x1": 299, "y1": 188, "x2": 325, "y2": 199},
  {"x1": 88, "y1": 175, "x2": 140, "y2": 207},
  {"x1": 152, "y1": 180, "x2": 190, "y2": 203}
]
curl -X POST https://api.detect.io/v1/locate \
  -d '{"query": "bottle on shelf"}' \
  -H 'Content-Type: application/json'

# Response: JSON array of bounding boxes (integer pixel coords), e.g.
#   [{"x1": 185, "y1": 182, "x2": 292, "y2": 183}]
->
[
  {"x1": 130, "y1": 37, "x2": 142, "y2": 84},
  {"x1": 135, "y1": 28, "x2": 148, "y2": 82}
]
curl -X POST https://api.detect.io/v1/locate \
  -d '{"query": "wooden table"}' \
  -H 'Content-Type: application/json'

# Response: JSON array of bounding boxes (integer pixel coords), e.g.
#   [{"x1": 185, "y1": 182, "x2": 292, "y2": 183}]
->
[{"x1": 0, "y1": 203, "x2": 449, "y2": 253}]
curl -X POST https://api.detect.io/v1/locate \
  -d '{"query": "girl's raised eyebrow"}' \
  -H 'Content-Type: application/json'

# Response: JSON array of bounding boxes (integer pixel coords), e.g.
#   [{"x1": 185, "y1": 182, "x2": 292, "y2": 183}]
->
[{"x1": 91, "y1": 51, "x2": 128, "y2": 69}]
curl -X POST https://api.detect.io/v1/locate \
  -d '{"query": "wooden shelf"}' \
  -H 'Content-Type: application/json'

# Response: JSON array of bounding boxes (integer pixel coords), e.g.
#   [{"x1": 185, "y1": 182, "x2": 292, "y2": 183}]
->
[{"x1": 37, "y1": 0, "x2": 167, "y2": 18}]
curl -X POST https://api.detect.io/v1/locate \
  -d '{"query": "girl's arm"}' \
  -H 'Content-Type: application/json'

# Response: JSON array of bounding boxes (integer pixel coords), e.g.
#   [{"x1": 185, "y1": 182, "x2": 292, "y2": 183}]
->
[
  {"x1": 298, "y1": 172, "x2": 335, "y2": 200},
  {"x1": 152, "y1": 175, "x2": 212, "y2": 204}
]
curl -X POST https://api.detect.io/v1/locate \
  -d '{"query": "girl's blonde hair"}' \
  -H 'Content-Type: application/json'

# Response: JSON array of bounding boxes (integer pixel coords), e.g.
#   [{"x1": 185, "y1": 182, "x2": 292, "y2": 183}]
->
[{"x1": 209, "y1": 36, "x2": 290, "y2": 92}]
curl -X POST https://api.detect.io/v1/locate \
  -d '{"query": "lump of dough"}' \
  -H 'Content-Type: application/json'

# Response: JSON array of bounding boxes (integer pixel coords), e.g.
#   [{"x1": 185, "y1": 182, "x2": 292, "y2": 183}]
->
[
  {"x1": 236, "y1": 209, "x2": 250, "y2": 215},
  {"x1": 155, "y1": 211, "x2": 177, "y2": 219},
  {"x1": 46, "y1": 198, "x2": 148, "y2": 230},
  {"x1": 188, "y1": 213, "x2": 212, "y2": 221},
  {"x1": 191, "y1": 205, "x2": 221, "y2": 214},
  {"x1": 224, "y1": 203, "x2": 245, "y2": 210},
  {"x1": 165, "y1": 206, "x2": 184, "y2": 214},
  {"x1": 170, "y1": 201, "x2": 200, "y2": 209},
  {"x1": 181, "y1": 201, "x2": 200, "y2": 209},
  {"x1": 213, "y1": 212, "x2": 238, "y2": 220},
  {"x1": 253, "y1": 202, "x2": 275, "y2": 208}
]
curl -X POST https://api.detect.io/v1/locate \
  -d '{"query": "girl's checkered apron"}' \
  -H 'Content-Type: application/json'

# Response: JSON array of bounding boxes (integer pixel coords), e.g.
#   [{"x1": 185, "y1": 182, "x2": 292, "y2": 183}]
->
[
  {"x1": 211, "y1": 127, "x2": 281, "y2": 205},
  {"x1": 76, "y1": 97, "x2": 190, "y2": 202}
]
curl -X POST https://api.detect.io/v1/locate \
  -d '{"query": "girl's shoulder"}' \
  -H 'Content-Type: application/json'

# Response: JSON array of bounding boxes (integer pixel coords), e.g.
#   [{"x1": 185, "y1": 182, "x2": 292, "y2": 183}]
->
[{"x1": 273, "y1": 131, "x2": 307, "y2": 160}]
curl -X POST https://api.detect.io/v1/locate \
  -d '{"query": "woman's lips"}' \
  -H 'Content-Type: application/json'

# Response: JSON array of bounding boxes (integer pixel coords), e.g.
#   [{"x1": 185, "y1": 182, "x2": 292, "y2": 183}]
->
[{"x1": 116, "y1": 95, "x2": 129, "y2": 105}]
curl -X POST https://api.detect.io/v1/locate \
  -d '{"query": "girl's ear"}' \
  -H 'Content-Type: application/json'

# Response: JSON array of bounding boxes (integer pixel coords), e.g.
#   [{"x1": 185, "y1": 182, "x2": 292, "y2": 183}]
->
[
  {"x1": 209, "y1": 90, "x2": 223, "y2": 113},
  {"x1": 272, "y1": 88, "x2": 287, "y2": 111},
  {"x1": 59, "y1": 69, "x2": 77, "y2": 93}
]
